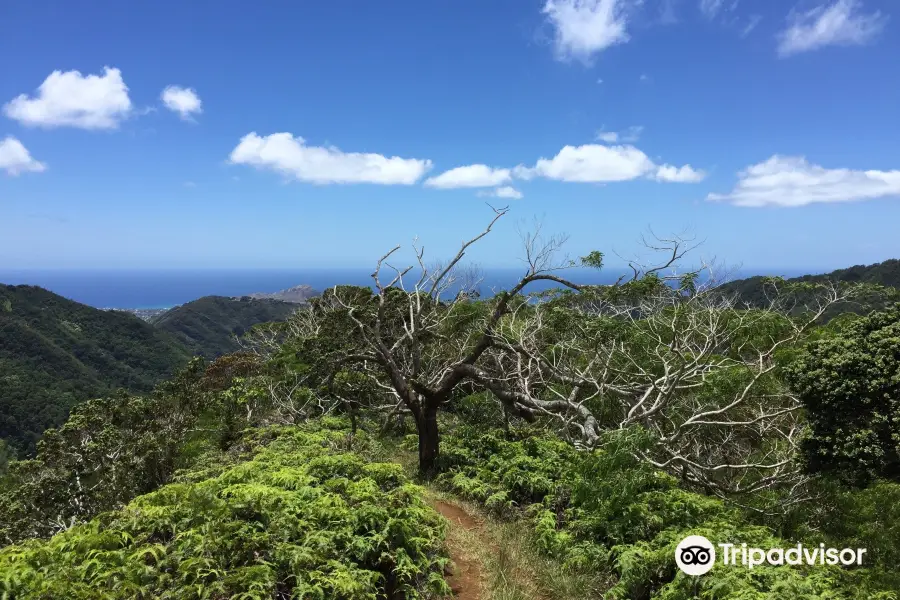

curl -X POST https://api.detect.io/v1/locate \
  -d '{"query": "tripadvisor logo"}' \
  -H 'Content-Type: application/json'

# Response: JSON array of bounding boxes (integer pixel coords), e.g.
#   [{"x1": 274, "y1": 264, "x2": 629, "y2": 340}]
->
[
  {"x1": 676, "y1": 535, "x2": 716, "y2": 575},
  {"x1": 675, "y1": 535, "x2": 867, "y2": 575}
]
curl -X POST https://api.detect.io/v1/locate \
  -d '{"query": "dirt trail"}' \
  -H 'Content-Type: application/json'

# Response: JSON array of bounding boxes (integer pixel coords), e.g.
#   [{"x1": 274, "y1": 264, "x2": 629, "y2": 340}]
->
[{"x1": 432, "y1": 500, "x2": 485, "y2": 600}]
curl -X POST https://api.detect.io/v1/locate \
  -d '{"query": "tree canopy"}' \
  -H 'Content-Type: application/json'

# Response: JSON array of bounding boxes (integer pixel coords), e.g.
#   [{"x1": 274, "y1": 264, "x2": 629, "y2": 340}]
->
[{"x1": 787, "y1": 304, "x2": 900, "y2": 485}]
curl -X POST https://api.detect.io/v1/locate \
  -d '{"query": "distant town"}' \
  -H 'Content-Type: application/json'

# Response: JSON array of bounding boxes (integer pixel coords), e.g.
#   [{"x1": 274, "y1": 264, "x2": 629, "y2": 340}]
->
[{"x1": 100, "y1": 284, "x2": 320, "y2": 322}]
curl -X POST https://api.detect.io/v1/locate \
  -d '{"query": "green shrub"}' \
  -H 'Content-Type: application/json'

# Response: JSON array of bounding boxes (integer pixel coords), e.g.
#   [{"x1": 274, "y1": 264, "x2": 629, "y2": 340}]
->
[
  {"x1": 437, "y1": 426, "x2": 892, "y2": 599},
  {"x1": 0, "y1": 424, "x2": 450, "y2": 600}
]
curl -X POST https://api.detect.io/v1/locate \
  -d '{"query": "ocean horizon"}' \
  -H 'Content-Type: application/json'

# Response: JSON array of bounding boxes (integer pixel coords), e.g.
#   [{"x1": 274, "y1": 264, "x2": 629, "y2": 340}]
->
[{"x1": 0, "y1": 266, "x2": 819, "y2": 309}]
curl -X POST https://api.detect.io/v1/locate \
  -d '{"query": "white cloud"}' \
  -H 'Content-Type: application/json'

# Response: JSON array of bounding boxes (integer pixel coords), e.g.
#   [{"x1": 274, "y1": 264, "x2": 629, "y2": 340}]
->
[
  {"x1": 161, "y1": 86, "x2": 202, "y2": 120},
  {"x1": 542, "y1": 0, "x2": 637, "y2": 63},
  {"x1": 597, "y1": 125, "x2": 642, "y2": 144},
  {"x1": 479, "y1": 186, "x2": 524, "y2": 200},
  {"x1": 655, "y1": 164, "x2": 706, "y2": 182},
  {"x1": 424, "y1": 164, "x2": 512, "y2": 189},
  {"x1": 0, "y1": 137, "x2": 46, "y2": 176},
  {"x1": 515, "y1": 143, "x2": 703, "y2": 185},
  {"x1": 524, "y1": 144, "x2": 655, "y2": 182},
  {"x1": 777, "y1": 0, "x2": 886, "y2": 57},
  {"x1": 228, "y1": 132, "x2": 432, "y2": 185},
  {"x1": 596, "y1": 131, "x2": 619, "y2": 143},
  {"x1": 708, "y1": 155, "x2": 900, "y2": 207},
  {"x1": 3, "y1": 67, "x2": 131, "y2": 129}
]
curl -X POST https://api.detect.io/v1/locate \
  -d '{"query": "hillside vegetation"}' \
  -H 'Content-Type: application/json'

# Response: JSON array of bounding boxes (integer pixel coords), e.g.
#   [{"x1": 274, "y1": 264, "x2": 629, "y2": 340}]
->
[
  {"x1": 152, "y1": 296, "x2": 297, "y2": 359},
  {"x1": 0, "y1": 284, "x2": 191, "y2": 455},
  {"x1": 1, "y1": 221, "x2": 899, "y2": 598},
  {"x1": 0, "y1": 421, "x2": 449, "y2": 600},
  {"x1": 720, "y1": 258, "x2": 900, "y2": 320}
]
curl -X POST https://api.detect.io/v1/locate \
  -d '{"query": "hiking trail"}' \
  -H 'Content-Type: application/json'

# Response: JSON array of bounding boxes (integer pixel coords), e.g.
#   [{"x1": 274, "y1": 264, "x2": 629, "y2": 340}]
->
[{"x1": 432, "y1": 499, "x2": 485, "y2": 600}]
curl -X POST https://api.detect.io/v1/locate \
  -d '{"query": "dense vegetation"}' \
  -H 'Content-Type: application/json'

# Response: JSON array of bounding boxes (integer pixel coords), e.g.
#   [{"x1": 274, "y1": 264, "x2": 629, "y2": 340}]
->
[
  {"x1": 0, "y1": 421, "x2": 449, "y2": 599},
  {"x1": 432, "y1": 424, "x2": 898, "y2": 598},
  {"x1": 786, "y1": 305, "x2": 900, "y2": 485},
  {"x1": 152, "y1": 296, "x2": 297, "y2": 359},
  {"x1": 2, "y1": 222, "x2": 899, "y2": 598},
  {"x1": 0, "y1": 284, "x2": 191, "y2": 455},
  {"x1": 720, "y1": 258, "x2": 900, "y2": 321}
]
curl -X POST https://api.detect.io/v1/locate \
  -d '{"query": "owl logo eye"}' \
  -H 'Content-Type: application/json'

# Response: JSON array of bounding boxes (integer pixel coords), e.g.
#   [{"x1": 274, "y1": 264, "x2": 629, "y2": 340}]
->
[
  {"x1": 680, "y1": 545, "x2": 712, "y2": 565},
  {"x1": 675, "y1": 535, "x2": 716, "y2": 575}
]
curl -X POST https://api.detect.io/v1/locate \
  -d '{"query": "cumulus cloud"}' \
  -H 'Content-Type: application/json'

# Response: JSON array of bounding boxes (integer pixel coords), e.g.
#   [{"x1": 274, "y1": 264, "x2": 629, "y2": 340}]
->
[
  {"x1": 777, "y1": 0, "x2": 886, "y2": 57},
  {"x1": 516, "y1": 143, "x2": 704, "y2": 184},
  {"x1": 542, "y1": 0, "x2": 637, "y2": 63},
  {"x1": 655, "y1": 164, "x2": 706, "y2": 182},
  {"x1": 228, "y1": 132, "x2": 432, "y2": 185},
  {"x1": 0, "y1": 137, "x2": 46, "y2": 176},
  {"x1": 424, "y1": 164, "x2": 512, "y2": 189},
  {"x1": 521, "y1": 144, "x2": 654, "y2": 182},
  {"x1": 478, "y1": 186, "x2": 524, "y2": 200},
  {"x1": 161, "y1": 86, "x2": 202, "y2": 120},
  {"x1": 3, "y1": 67, "x2": 132, "y2": 129},
  {"x1": 708, "y1": 155, "x2": 900, "y2": 207}
]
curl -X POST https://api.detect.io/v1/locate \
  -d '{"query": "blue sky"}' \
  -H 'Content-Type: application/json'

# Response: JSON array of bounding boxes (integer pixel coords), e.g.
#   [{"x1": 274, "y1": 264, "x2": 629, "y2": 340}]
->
[{"x1": 1, "y1": 0, "x2": 898, "y2": 272}]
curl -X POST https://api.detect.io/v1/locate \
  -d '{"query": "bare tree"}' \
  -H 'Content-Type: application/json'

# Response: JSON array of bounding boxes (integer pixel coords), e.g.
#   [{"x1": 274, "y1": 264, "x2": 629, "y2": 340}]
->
[
  {"x1": 287, "y1": 206, "x2": 594, "y2": 474},
  {"x1": 284, "y1": 209, "x2": 853, "y2": 497},
  {"x1": 486, "y1": 249, "x2": 853, "y2": 501}
]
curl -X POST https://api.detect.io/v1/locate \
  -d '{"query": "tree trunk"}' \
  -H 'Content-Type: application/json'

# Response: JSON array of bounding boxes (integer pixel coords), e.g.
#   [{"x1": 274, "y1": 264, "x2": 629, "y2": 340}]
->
[{"x1": 417, "y1": 406, "x2": 440, "y2": 477}]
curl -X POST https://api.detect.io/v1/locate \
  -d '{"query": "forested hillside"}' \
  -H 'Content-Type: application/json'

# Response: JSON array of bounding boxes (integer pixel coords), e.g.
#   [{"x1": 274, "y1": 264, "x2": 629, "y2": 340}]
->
[
  {"x1": 1, "y1": 224, "x2": 899, "y2": 598},
  {"x1": 721, "y1": 258, "x2": 900, "y2": 320},
  {"x1": 0, "y1": 285, "x2": 191, "y2": 455},
  {"x1": 152, "y1": 295, "x2": 297, "y2": 359}
]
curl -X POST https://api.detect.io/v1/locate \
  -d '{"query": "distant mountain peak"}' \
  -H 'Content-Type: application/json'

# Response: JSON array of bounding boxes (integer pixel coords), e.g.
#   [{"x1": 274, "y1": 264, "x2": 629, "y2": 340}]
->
[{"x1": 241, "y1": 284, "x2": 319, "y2": 304}]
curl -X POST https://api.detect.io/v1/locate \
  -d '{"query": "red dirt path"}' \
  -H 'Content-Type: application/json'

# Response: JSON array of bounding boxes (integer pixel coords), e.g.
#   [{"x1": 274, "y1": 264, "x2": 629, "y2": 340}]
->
[{"x1": 433, "y1": 500, "x2": 484, "y2": 600}]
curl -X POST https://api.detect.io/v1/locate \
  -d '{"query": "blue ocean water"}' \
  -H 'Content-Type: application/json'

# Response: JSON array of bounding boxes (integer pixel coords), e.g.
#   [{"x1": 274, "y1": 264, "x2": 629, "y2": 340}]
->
[{"x1": 0, "y1": 267, "x2": 816, "y2": 309}]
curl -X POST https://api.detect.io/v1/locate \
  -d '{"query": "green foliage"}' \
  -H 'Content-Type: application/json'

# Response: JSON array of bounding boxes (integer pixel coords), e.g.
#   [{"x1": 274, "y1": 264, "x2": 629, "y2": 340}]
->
[
  {"x1": 776, "y1": 477, "x2": 900, "y2": 594},
  {"x1": 0, "y1": 284, "x2": 191, "y2": 455},
  {"x1": 0, "y1": 367, "x2": 208, "y2": 546},
  {"x1": 786, "y1": 304, "x2": 900, "y2": 485},
  {"x1": 0, "y1": 423, "x2": 450, "y2": 600},
  {"x1": 152, "y1": 295, "x2": 297, "y2": 359},
  {"x1": 436, "y1": 424, "x2": 892, "y2": 599},
  {"x1": 0, "y1": 439, "x2": 13, "y2": 474},
  {"x1": 719, "y1": 259, "x2": 900, "y2": 322},
  {"x1": 580, "y1": 251, "x2": 604, "y2": 270}
]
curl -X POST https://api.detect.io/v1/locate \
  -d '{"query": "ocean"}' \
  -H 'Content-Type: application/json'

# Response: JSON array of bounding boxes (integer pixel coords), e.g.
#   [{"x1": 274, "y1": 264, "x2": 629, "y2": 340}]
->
[{"x1": 0, "y1": 267, "x2": 816, "y2": 309}]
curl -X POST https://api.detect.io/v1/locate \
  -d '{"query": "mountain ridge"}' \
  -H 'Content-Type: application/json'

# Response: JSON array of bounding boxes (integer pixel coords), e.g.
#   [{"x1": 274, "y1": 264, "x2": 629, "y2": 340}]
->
[
  {"x1": 241, "y1": 284, "x2": 319, "y2": 304},
  {"x1": 152, "y1": 295, "x2": 298, "y2": 358},
  {"x1": 0, "y1": 284, "x2": 191, "y2": 454}
]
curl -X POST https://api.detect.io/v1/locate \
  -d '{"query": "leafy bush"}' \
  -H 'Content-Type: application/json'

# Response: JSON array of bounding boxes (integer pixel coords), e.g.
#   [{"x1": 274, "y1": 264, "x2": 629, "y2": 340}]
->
[
  {"x1": 0, "y1": 423, "x2": 450, "y2": 600},
  {"x1": 786, "y1": 304, "x2": 900, "y2": 485},
  {"x1": 437, "y1": 425, "x2": 894, "y2": 599}
]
